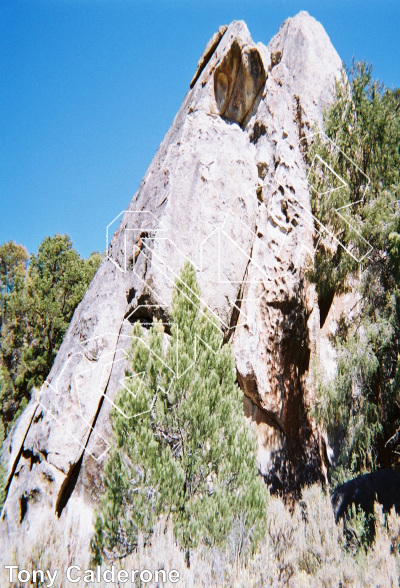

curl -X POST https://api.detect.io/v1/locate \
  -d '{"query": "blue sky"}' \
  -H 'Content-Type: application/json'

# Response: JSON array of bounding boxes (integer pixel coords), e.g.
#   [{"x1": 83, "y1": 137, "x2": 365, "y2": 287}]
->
[{"x1": 1, "y1": 0, "x2": 399, "y2": 258}]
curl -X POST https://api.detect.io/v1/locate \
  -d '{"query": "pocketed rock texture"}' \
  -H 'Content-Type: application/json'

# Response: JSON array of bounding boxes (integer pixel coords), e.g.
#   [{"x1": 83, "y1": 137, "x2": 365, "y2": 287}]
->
[{"x1": 1, "y1": 11, "x2": 343, "y2": 561}]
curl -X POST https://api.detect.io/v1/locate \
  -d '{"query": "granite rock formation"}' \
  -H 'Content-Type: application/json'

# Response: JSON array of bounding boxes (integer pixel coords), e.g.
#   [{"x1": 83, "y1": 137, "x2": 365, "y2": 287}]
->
[
  {"x1": 1, "y1": 11, "x2": 343, "y2": 562},
  {"x1": 332, "y1": 470, "x2": 400, "y2": 525}
]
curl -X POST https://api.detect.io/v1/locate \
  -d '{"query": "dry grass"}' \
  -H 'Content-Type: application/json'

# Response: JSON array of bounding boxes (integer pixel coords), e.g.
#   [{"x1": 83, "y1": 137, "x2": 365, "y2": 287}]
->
[
  {"x1": 0, "y1": 509, "x2": 91, "y2": 587},
  {"x1": 2, "y1": 485, "x2": 400, "y2": 587},
  {"x1": 114, "y1": 485, "x2": 400, "y2": 587}
]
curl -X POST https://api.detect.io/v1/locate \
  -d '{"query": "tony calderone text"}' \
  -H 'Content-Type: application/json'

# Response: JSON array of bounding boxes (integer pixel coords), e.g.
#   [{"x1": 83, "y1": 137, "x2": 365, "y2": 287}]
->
[{"x1": 4, "y1": 565, "x2": 180, "y2": 585}]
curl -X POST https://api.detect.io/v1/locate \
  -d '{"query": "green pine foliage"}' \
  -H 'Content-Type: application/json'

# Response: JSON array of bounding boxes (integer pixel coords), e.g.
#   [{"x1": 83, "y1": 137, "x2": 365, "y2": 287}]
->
[
  {"x1": 308, "y1": 62, "x2": 400, "y2": 481},
  {"x1": 343, "y1": 503, "x2": 375, "y2": 555},
  {"x1": 22, "y1": 235, "x2": 101, "y2": 389},
  {"x1": 0, "y1": 241, "x2": 28, "y2": 295},
  {"x1": 92, "y1": 262, "x2": 267, "y2": 564},
  {"x1": 0, "y1": 235, "x2": 101, "y2": 436}
]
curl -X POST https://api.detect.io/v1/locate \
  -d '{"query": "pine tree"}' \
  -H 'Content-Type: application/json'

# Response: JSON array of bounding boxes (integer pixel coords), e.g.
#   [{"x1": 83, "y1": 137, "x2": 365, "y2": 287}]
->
[
  {"x1": 22, "y1": 235, "x2": 101, "y2": 389},
  {"x1": 92, "y1": 262, "x2": 267, "y2": 563},
  {"x1": 0, "y1": 235, "x2": 101, "y2": 436},
  {"x1": 308, "y1": 62, "x2": 400, "y2": 481}
]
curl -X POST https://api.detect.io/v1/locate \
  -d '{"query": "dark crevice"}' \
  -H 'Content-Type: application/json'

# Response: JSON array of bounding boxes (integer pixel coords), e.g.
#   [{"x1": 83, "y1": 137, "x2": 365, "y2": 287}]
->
[
  {"x1": 55, "y1": 453, "x2": 84, "y2": 518},
  {"x1": 55, "y1": 318, "x2": 126, "y2": 518},
  {"x1": 2, "y1": 404, "x2": 40, "y2": 512},
  {"x1": 254, "y1": 400, "x2": 286, "y2": 437},
  {"x1": 127, "y1": 286, "x2": 137, "y2": 305},
  {"x1": 224, "y1": 285, "x2": 244, "y2": 344},
  {"x1": 125, "y1": 301, "x2": 154, "y2": 324},
  {"x1": 33, "y1": 411, "x2": 44, "y2": 424},
  {"x1": 240, "y1": 384, "x2": 287, "y2": 437},
  {"x1": 125, "y1": 295, "x2": 171, "y2": 335},
  {"x1": 294, "y1": 95, "x2": 307, "y2": 153},
  {"x1": 319, "y1": 288, "x2": 335, "y2": 328},
  {"x1": 250, "y1": 122, "x2": 267, "y2": 144},
  {"x1": 190, "y1": 26, "x2": 227, "y2": 89},
  {"x1": 18, "y1": 488, "x2": 40, "y2": 523},
  {"x1": 281, "y1": 199, "x2": 289, "y2": 223},
  {"x1": 22, "y1": 448, "x2": 41, "y2": 470},
  {"x1": 241, "y1": 81, "x2": 267, "y2": 130},
  {"x1": 224, "y1": 208, "x2": 258, "y2": 343},
  {"x1": 265, "y1": 298, "x2": 298, "y2": 314},
  {"x1": 19, "y1": 494, "x2": 28, "y2": 523},
  {"x1": 133, "y1": 232, "x2": 150, "y2": 268}
]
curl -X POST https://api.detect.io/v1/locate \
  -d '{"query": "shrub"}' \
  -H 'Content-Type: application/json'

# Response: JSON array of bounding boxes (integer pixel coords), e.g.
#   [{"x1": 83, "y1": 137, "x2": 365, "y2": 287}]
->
[{"x1": 92, "y1": 262, "x2": 268, "y2": 564}]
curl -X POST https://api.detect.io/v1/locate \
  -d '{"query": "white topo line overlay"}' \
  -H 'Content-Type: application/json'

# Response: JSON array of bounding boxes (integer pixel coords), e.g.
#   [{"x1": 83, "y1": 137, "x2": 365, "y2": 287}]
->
[{"x1": 35, "y1": 129, "x2": 374, "y2": 462}]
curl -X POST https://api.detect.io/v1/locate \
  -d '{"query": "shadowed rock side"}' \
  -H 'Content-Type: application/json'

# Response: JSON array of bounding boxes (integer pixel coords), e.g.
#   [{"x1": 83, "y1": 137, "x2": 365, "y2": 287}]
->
[
  {"x1": 0, "y1": 11, "x2": 343, "y2": 562},
  {"x1": 190, "y1": 25, "x2": 228, "y2": 89},
  {"x1": 332, "y1": 470, "x2": 400, "y2": 523},
  {"x1": 233, "y1": 11, "x2": 342, "y2": 496}
]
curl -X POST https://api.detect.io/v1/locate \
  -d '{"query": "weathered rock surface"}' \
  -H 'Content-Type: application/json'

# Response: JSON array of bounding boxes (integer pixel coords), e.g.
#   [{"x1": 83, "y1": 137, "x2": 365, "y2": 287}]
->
[
  {"x1": 1, "y1": 11, "x2": 343, "y2": 562},
  {"x1": 214, "y1": 38, "x2": 267, "y2": 125}
]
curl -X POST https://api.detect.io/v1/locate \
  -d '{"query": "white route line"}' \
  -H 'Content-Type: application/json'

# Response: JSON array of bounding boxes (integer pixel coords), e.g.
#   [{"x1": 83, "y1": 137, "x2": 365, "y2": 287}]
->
[
  {"x1": 33, "y1": 129, "x2": 375, "y2": 463},
  {"x1": 36, "y1": 294, "x2": 223, "y2": 458}
]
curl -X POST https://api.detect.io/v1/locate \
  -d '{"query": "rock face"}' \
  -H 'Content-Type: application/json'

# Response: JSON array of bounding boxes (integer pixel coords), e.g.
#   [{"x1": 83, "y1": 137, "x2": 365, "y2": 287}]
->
[
  {"x1": 0, "y1": 11, "x2": 343, "y2": 562},
  {"x1": 332, "y1": 470, "x2": 400, "y2": 523}
]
